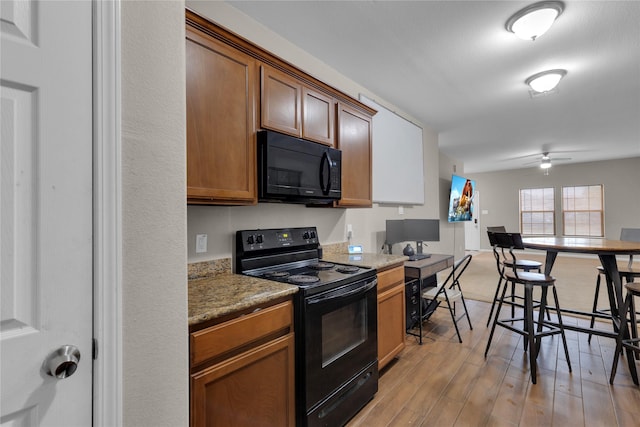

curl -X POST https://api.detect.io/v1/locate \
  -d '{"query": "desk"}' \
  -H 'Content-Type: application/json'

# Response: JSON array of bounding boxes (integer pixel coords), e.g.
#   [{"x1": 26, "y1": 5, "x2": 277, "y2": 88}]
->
[
  {"x1": 522, "y1": 237, "x2": 640, "y2": 339},
  {"x1": 404, "y1": 254, "x2": 454, "y2": 343}
]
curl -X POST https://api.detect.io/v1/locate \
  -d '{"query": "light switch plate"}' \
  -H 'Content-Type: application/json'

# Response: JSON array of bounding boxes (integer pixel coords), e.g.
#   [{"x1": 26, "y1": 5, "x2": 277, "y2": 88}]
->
[{"x1": 196, "y1": 234, "x2": 207, "y2": 253}]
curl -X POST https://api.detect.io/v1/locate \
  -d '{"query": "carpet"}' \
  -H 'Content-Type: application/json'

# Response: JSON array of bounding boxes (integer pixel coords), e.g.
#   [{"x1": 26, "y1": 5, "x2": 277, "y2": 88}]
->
[{"x1": 457, "y1": 250, "x2": 611, "y2": 314}]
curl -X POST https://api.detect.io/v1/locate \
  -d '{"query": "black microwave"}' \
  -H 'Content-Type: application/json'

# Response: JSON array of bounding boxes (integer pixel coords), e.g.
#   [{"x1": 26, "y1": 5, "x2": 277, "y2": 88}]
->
[{"x1": 258, "y1": 130, "x2": 342, "y2": 204}]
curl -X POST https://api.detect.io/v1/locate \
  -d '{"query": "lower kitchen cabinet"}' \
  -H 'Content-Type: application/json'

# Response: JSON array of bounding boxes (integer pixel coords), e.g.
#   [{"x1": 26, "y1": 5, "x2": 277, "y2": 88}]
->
[
  {"x1": 376, "y1": 263, "x2": 406, "y2": 370},
  {"x1": 190, "y1": 299, "x2": 295, "y2": 427}
]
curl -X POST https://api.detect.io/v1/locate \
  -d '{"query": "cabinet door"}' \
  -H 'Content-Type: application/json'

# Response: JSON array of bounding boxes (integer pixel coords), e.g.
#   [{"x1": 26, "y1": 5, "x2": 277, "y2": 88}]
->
[
  {"x1": 302, "y1": 88, "x2": 335, "y2": 146},
  {"x1": 191, "y1": 333, "x2": 296, "y2": 427},
  {"x1": 261, "y1": 66, "x2": 302, "y2": 137},
  {"x1": 377, "y1": 266, "x2": 406, "y2": 370},
  {"x1": 186, "y1": 27, "x2": 257, "y2": 204},
  {"x1": 336, "y1": 103, "x2": 373, "y2": 207}
]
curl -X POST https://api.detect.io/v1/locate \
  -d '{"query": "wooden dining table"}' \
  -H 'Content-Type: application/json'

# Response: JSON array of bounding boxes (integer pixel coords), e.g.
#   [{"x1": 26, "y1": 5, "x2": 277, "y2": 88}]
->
[{"x1": 522, "y1": 236, "x2": 640, "y2": 339}]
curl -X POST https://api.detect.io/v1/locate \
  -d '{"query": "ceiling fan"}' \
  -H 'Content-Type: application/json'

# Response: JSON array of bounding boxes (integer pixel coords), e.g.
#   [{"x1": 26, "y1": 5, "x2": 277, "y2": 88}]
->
[
  {"x1": 522, "y1": 152, "x2": 572, "y2": 169},
  {"x1": 520, "y1": 152, "x2": 572, "y2": 175}
]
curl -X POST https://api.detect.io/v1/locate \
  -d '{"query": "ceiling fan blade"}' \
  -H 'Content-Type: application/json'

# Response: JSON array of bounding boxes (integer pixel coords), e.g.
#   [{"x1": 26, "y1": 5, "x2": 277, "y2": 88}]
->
[{"x1": 503, "y1": 153, "x2": 543, "y2": 161}]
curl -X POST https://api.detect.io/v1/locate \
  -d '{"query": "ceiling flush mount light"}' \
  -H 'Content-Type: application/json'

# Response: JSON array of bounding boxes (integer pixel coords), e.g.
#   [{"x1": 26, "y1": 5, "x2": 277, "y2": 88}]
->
[
  {"x1": 526, "y1": 69, "x2": 567, "y2": 93},
  {"x1": 506, "y1": 1, "x2": 564, "y2": 41}
]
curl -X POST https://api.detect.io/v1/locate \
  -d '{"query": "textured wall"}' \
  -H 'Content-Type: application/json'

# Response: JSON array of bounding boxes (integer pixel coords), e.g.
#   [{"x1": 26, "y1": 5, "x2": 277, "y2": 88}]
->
[{"x1": 121, "y1": 2, "x2": 188, "y2": 426}]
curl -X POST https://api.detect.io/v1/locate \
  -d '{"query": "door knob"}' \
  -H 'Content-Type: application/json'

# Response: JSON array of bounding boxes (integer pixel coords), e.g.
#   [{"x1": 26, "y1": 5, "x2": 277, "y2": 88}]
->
[{"x1": 43, "y1": 345, "x2": 81, "y2": 379}]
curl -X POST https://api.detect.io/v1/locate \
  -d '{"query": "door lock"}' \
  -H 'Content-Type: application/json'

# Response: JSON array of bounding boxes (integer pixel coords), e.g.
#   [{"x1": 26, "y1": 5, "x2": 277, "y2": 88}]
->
[{"x1": 43, "y1": 345, "x2": 81, "y2": 379}]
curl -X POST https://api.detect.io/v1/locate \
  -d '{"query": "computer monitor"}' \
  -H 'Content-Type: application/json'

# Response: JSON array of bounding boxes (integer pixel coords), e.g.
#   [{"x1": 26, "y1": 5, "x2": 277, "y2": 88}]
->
[
  {"x1": 385, "y1": 219, "x2": 405, "y2": 246},
  {"x1": 385, "y1": 218, "x2": 440, "y2": 257},
  {"x1": 404, "y1": 219, "x2": 440, "y2": 255}
]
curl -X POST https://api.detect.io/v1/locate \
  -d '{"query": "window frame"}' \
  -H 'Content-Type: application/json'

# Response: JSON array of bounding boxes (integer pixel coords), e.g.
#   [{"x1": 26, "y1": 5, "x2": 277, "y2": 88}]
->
[
  {"x1": 561, "y1": 184, "x2": 604, "y2": 237},
  {"x1": 519, "y1": 187, "x2": 556, "y2": 236}
]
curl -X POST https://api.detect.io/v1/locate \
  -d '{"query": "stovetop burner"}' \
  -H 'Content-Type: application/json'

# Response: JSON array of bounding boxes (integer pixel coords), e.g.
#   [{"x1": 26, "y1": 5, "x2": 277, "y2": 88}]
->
[
  {"x1": 310, "y1": 262, "x2": 335, "y2": 270},
  {"x1": 335, "y1": 265, "x2": 360, "y2": 274},
  {"x1": 264, "y1": 271, "x2": 290, "y2": 279},
  {"x1": 288, "y1": 274, "x2": 321, "y2": 284}
]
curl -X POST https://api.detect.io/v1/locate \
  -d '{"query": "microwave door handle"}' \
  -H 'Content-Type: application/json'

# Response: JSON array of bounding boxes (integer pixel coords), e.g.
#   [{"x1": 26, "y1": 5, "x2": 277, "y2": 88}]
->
[{"x1": 320, "y1": 151, "x2": 332, "y2": 195}]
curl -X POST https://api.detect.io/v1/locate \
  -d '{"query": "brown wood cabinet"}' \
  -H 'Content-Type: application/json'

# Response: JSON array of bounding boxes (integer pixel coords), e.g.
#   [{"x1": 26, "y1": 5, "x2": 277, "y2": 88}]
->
[
  {"x1": 186, "y1": 10, "x2": 375, "y2": 206},
  {"x1": 186, "y1": 25, "x2": 257, "y2": 205},
  {"x1": 376, "y1": 264, "x2": 406, "y2": 370},
  {"x1": 261, "y1": 65, "x2": 335, "y2": 146},
  {"x1": 261, "y1": 66, "x2": 302, "y2": 137},
  {"x1": 336, "y1": 103, "x2": 373, "y2": 207},
  {"x1": 190, "y1": 300, "x2": 295, "y2": 427},
  {"x1": 302, "y1": 87, "x2": 335, "y2": 146}
]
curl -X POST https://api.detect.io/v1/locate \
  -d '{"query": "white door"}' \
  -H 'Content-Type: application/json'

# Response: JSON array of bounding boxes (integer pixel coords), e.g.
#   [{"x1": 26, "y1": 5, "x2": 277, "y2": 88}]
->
[
  {"x1": 464, "y1": 190, "x2": 481, "y2": 250},
  {"x1": 1, "y1": 1, "x2": 93, "y2": 425}
]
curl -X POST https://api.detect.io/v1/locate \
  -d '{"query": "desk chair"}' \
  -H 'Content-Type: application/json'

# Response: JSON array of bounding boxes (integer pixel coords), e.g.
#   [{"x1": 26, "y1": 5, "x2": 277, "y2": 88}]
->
[
  {"x1": 486, "y1": 227, "x2": 543, "y2": 327},
  {"x1": 421, "y1": 254, "x2": 473, "y2": 343},
  {"x1": 588, "y1": 228, "x2": 640, "y2": 343},
  {"x1": 610, "y1": 282, "x2": 640, "y2": 385},
  {"x1": 484, "y1": 232, "x2": 571, "y2": 384}
]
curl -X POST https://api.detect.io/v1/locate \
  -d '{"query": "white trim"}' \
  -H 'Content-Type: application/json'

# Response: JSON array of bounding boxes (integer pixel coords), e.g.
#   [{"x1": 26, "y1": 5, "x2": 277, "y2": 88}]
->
[{"x1": 93, "y1": 0, "x2": 122, "y2": 425}]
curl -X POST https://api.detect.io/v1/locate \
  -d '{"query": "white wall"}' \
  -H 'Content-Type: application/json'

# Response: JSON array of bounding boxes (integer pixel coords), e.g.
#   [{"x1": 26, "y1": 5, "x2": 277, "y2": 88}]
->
[
  {"x1": 121, "y1": 2, "x2": 188, "y2": 426},
  {"x1": 186, "y1": 1, "x2": 447, "y2": 263},
  {"x1": 466, "y1": 157, "x2": 640, "y2": 249}
]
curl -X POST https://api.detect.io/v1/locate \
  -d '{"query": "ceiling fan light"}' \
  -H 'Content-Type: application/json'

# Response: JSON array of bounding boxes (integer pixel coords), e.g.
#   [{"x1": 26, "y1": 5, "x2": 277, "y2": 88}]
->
[
  {"x1": 506, "y1": 1, "x2": 564, "y2": 41},
  {"x1": 540, "y1": 158, "x2": 552, "y2": 169},
  {"x1": 526, "y1": 69, "x2": 567, "y2": 93}
]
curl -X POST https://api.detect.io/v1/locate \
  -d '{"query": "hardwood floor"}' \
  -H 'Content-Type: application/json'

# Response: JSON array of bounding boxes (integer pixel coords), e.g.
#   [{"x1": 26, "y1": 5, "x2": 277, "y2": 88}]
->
[{"x1": 347, "y1": 299, "x2": 640, "y2": 427}]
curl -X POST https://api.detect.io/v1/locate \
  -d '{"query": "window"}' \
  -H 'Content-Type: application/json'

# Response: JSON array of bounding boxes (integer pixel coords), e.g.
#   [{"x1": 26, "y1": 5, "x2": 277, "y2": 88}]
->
[
  {"x1": 519, "y1": 187, "x2": 555, "y2": 235},
  {"x1": 562, "y1": 185, "x2": 604, "y2": 237}
]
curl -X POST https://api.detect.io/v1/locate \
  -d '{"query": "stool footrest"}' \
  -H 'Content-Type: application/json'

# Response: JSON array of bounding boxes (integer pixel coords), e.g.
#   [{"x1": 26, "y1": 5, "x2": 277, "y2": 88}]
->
[{"x1": 496, "y1": 318, "x2": 563, "y2": 339}]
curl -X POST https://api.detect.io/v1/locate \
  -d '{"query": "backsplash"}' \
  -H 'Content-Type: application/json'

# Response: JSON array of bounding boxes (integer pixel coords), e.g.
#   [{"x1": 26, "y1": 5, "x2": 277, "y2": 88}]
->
[
  {"x1": 188, "y1": 258, "x2": 231, "y2": 280},
  {"x1": 321, "y1": 242, "x2": 349, "y2": 255}
]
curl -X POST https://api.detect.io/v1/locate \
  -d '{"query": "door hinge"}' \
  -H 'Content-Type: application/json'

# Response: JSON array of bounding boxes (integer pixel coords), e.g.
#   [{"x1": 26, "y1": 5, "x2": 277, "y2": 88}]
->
[{"x1": 92, "y1": 338, "x2": 98, "y2": 360}]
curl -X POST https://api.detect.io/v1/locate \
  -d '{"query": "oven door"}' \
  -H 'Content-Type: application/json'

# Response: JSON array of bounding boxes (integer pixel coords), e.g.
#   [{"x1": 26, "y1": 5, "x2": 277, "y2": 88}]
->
[{"x1": 302, "y1": 276, "x2": 378, "y2": 411}]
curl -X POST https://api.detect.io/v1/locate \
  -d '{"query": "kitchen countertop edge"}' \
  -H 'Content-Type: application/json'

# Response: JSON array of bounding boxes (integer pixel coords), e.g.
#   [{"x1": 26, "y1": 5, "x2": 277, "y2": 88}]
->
[{"x1": 188, "y1": 273, "x2": 299, "y2": 327}]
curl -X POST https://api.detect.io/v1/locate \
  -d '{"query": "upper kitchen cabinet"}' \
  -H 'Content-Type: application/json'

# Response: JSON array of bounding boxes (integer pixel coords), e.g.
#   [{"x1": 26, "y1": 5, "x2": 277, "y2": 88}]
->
[
  {"x1": 260, "y1": 66, "x2": 302, "y2": 138},
  {"x1": 261, "y1": 65, "x2": 335, "y2": 147},
  {"x1": 185, "y1": 9, "x2": 374, "y2": 207},
  {"x1": 186, "y1": 24, "x2": 257, "y2": 205},
  {"x1": 336, "y1": 103, "x2": 373, "y2": 208},
  {"x1": 302, "y1": 87, "x2": 335, "y2": 146}
]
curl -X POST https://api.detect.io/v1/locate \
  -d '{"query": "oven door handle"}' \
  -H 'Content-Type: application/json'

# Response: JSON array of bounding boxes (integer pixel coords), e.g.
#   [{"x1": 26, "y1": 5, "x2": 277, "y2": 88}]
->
[{"x1": 306, "y1": 279, "x2": 377, "y2": 305}]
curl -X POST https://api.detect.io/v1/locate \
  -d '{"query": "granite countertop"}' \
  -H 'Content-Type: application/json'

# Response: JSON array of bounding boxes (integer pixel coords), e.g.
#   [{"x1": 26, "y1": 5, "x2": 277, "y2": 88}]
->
[
  {"x1": 322, "y1": 252, "x2": 408, "y2": 270},
  {"x1": 188, "y1": 273, "x2": 298, "y2": 327}
]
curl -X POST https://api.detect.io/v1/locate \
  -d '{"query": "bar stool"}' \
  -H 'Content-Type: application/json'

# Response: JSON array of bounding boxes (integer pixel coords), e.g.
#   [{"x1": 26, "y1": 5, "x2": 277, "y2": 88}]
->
[
  {"x1": 484, "y1": 232, "x2": 572, "y2": 384},
  {"x1": 610, "y1": 282, "x2": 640, "y2": 385},
  {"x1": 486, "y1": 228, "x2": 544, "y2": 327},
  {"x1": 588, "y1": 228, "x2": 640, "y2": 343}
]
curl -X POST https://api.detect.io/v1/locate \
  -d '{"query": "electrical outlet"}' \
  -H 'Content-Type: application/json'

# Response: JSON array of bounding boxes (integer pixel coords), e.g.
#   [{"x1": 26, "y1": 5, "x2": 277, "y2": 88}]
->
[
  {"x1": 398, "y1": 206, "x2": 404, "y2": 215},
  {"x1": 196, "y1": 234, "x2": 208, "y2": 253}
]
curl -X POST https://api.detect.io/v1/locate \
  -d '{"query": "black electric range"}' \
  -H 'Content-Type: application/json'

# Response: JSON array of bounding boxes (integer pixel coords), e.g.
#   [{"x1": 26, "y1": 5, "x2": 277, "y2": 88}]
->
[{"x1": 235, "y1": 227, "x2": 379, "y2": 427}]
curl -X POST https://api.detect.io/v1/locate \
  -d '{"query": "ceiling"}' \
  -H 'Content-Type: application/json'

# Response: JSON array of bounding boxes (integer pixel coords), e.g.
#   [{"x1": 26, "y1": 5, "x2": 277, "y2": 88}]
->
[{"x1": 226, "y1": 0, "x2": 640, "y2": 173}]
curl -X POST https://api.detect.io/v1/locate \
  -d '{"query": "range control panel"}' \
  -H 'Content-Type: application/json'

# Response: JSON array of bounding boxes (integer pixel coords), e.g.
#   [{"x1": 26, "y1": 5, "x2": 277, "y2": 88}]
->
[{"x1": 237, "y1": 227, "x2": 319, "y2": 253}]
